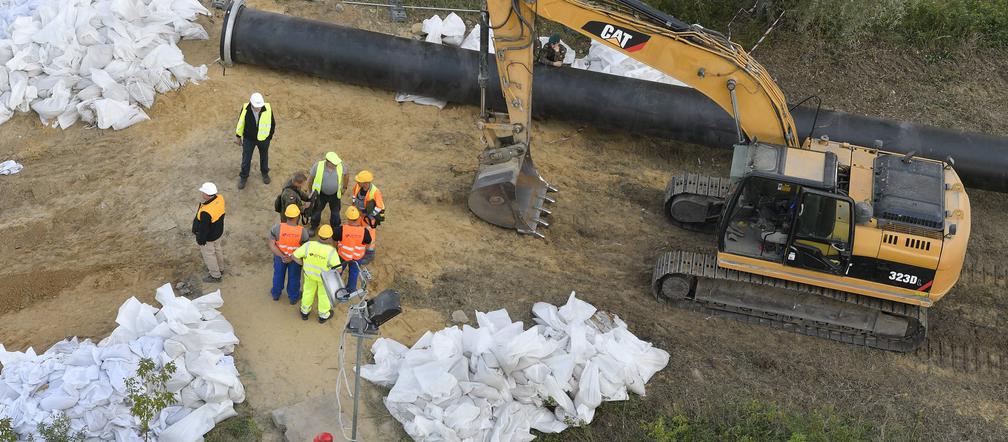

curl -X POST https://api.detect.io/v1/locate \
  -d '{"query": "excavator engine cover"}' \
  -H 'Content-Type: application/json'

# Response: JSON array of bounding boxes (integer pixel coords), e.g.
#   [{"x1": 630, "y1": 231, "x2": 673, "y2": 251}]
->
[{"x1": 468, "y1": 147, "x2": 553, "y2": 236}]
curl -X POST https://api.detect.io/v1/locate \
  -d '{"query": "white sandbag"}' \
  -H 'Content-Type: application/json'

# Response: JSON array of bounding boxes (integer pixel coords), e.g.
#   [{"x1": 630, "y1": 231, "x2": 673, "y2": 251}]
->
[
  {"x1": 394, "y1": 92, "x2": 447, "y2": 110},
  {"x1": 90, "y1": 68, "x2": 130, "y2": 101},
  {"x1": 93, "y1": 98, "x2": 149, "y2": 129},
  {"x1": 441, "y1": 12, "x2": 465, "y2": 46},
  {"x1": 30, "y1": 78, "x2": 70, "y2": 123},
  {"x1": 459, "y1": 25, "x2": 495, "y2": 53},
  {"x1": 159, "y1": 400, "x2": 233, "y2": 442},
  {"x1": 422, "y1": 15, "x2": 443, "y2": 44}
]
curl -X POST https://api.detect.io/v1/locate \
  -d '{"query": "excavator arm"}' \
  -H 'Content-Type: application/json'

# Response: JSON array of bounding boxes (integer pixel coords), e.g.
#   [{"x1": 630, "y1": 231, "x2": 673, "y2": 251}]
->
[{"x1": 469, "y1": 0, "x2": 801, "y2": 236}]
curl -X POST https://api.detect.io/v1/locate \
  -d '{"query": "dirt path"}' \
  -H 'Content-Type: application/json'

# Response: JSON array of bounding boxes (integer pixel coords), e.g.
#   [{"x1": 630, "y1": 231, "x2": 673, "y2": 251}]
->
[{"x1": 0, "y1": 1, "x2": 1006, "y2": 440}]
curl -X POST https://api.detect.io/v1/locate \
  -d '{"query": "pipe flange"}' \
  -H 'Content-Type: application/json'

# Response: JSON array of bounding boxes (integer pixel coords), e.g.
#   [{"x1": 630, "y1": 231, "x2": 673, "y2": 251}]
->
[{"x1": 220, "y1": 0, "x2": 246, "y2": 66}]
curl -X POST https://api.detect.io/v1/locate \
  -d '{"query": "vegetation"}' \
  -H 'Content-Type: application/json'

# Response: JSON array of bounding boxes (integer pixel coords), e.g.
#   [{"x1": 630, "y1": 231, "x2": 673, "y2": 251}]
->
[
  {"x1": 204, "y1": 403, "x2": 262, "y2": 442},
  {"x1": 535, "y1": 398, "x2": 895, "y2": 441},
  {"x1": 126, "y1": 358, "x2": 178, "y2": 442},
  {"x1": 649, "y1": 0, "x2": 1008, "y2": 49},
  {"x1": 0, "y1": 418, "x2": 16, "y2": 442},
  {"x1": 32, "y1": 414, "x2": 84, "y2": 442}
]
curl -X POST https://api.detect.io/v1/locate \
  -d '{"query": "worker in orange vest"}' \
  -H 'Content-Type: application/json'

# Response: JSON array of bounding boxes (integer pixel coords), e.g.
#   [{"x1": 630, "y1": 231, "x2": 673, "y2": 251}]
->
[
  {"x1": 336, "y1": 206, "x2": 373, "y2": 297},
  {"x1": 351, "y1": 170, "x2": 384, "y2": 264},
  {"x1": 268, "y1": 204, "x2": 310, "y2": 303}
]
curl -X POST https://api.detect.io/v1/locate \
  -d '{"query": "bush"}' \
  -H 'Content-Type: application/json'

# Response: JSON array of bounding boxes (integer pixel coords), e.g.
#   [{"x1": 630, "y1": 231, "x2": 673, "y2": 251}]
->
[
  {"x1": 32, "y1": 414, "x2": 85, "y2": 442},
  {"x1": 126, "y1": 358, "x2": 178, "y2": 442},
  {"x1": 0, "y1": 418, "x2": 16, "y2": 442}
]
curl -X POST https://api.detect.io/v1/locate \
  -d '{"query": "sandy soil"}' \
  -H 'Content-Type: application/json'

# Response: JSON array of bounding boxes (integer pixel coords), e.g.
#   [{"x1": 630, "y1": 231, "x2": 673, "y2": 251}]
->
[{"x1": 1, "y1": 1, "x2": 1007, "y2": 440}]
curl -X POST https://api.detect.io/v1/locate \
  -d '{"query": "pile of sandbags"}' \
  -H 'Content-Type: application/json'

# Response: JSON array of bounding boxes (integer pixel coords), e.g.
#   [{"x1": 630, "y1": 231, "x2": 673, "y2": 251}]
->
[
  {"x1": 0, "y1": 283, "x2": 245, "y2": 441},
  {"x1": 362, "y1": 292, "x2": 670, "y2": 441},
  {"x1": 0, "y1": 0, "x2": 210, "y2": 129}
]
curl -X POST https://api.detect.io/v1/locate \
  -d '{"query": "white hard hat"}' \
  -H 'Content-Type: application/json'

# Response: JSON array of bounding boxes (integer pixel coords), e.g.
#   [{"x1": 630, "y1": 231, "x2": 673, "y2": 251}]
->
[
  {"x1": 250, "y1": 92, "x2": 265, "y2": 108},
  {"x1": 199, "y1": 182, "x2": 218, "y2": 195}
]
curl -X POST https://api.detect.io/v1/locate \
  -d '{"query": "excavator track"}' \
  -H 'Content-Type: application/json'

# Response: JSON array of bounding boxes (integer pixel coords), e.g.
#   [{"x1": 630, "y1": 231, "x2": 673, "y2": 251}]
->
[
  {"x1": 652, "y1": 250, "x2": 927, "y2": 352},
  {"x1": 663, "y1": 173, "x2": 732, "y2": 232}
]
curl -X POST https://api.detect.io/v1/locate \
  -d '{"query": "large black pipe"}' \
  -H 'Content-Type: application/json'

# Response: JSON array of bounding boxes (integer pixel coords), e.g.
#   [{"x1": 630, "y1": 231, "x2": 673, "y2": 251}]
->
[{"x1": 221, "y1": 2, "x2": 1008, "y2": 192}]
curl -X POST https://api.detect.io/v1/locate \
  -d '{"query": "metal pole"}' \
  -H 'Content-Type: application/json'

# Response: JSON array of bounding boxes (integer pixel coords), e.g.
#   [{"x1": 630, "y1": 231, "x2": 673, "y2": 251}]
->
[
  {"x1": 727, "y1": 79, "x2": 744, "y2": 143},
  {"x1": 478, "y1": 1, "x2": 489, "y2": 119},
  {"x1": 351, "y1": 333, "x2": 364, "y2": 441}
]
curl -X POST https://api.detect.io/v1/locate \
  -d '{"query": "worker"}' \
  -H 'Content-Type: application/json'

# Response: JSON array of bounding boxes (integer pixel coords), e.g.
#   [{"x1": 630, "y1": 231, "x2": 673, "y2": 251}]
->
[
  {"x1": 335, "y1": 207, "x2": 373, "y2": 297},
  {"x1": 538, "y1": 34, "x2": 567, "y2": 67},
  {"x1": 234, "y1": 92, "x2": 276, "y2": 189},
  {"x1": 268, "y1": 204, "x2": 310, "y2": 304},
  {"x1": 274, "y1": 171, "x2": 312, "y2": 223},
  {"x1": 308, "y1": 151, "x2": 348, "y2": 236},
  {"x1": 351, "y1": 170, "x2": 385, "y2": 264},
  {"x1": 291, "y1": 225, "x2": 341, "y2": 323},
  {"x1": 192, "y1": 182, "x2": 226, "y2": 283}
]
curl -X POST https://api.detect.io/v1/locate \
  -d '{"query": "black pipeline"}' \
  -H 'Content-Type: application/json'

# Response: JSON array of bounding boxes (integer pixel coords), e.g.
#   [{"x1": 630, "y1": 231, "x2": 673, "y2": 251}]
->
[{"x1": 220, "y1": 1, "x2": 1008, "y2": 192}]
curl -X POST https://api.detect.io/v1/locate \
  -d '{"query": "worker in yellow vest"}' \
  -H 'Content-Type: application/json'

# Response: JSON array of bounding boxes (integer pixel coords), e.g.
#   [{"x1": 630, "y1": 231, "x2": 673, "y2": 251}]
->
[
  {"x1": 351, "y1": 170, "x2": 385, "y2": 264},
  {"x1": 291, "y1": 225, "x2": 341, "y2": 323},
  {"x1": 336, "y1": 207, "x2": 373, "y2": 297},
  {"x1": 234, "y1": 92, "x2": 276, "y2": 189},
  {"x1": 308, "y1": 151, "x2": 348, "y2": 236},
  {"x1": 192, "y1": 182, "x2": 226, "y2": 283},
  {"x1": 268, "y1": 205, "x2": 310, "y2": 304}
]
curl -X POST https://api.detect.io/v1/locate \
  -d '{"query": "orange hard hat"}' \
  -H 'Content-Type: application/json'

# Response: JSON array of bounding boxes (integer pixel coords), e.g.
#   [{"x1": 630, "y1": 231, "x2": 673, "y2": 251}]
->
[{"x1": 313, "y1": 433, "x2": 334, "y2": 442}]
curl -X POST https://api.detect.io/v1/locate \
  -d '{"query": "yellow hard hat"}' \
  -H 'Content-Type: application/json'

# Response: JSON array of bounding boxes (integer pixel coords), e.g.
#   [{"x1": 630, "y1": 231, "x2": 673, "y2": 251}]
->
[
  {"x1": 325, "y1": 152, "x2": 342, "y2": 165},
  {"x1": 284, "y1": 204, "x2": 300, "y2": 218},
  {"x1": 345, "y1": 206, "x2": 361, "y2": 220},
  {"x1": 318, "y1": 224, "x2": 334, "y2": 239},
  {"x1": 355, "y1": 170, "x2": 373, "y2": 183}
]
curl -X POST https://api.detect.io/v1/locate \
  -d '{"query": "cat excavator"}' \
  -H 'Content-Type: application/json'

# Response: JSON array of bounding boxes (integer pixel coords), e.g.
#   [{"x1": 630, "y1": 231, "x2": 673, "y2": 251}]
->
[{"x1": 469, "y1": 0, "x2": 970, "y2": 351}]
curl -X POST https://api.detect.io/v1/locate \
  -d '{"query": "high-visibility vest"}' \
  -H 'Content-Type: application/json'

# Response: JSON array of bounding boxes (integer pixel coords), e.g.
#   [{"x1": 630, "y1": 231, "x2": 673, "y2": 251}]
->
[
  {"x1": 276, "y1": 223, "x2": 304, "y2": 256},
  {"x1": 235, "y1": 103, "x2": 273, "y2": 141},
  {"x1": 352, "y1": 183, "x2": 384, "y2": 213},
  {"x1": 311, "y1": 160, "x2": 344, "y2": 197},
  {"x1": 298, "y1": 241, "x2": 338, "y2": 280},
  {"x1": 196, "y1": 195, "x2": 226, "y2": 222},
  {"x1": 337, "y1": 224, "x2": 367, "y2": 261}
]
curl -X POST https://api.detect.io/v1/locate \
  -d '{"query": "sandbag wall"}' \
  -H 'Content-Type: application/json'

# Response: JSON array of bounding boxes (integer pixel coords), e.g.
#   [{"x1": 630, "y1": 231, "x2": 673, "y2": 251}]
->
[{"x1": 220, "y1": 1, "x2": 1008, "y2": 193}]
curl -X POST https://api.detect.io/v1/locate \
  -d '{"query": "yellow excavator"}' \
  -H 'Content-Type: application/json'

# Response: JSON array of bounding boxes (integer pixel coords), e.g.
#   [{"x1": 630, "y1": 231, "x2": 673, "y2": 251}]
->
[{"x1": 470, "y1": 0, "x2": 971, "y2": 351}]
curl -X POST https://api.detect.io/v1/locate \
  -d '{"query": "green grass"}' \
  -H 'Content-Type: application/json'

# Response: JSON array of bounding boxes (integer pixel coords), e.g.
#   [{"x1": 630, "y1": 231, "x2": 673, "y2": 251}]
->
[
  {"x1": 648, "y1": 0, "x2": 1008, "y2": 49},
  {"x1": 204, "y1": 402, "x2": 262, "y2": 442},
  {"x1": 534, "y1": 398, "x2": 904, "y2": 442}
]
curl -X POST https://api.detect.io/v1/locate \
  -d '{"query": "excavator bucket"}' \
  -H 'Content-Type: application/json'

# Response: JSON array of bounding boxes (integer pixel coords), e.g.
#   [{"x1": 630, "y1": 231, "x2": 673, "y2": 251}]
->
[{"x1": 468, "y1": 146, "x2": 555, "y2": 237}]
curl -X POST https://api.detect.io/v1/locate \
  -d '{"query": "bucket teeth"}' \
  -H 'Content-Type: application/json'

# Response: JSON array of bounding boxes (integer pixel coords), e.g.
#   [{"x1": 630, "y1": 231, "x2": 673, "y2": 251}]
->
[
  {"x1": 539, "y1": 207, "x2": 552, "y2": 215},
  {"x1": 544, "y1": 196, "x2": 556, "y2": 204},
  {"x1": 547, "y1": 184, "x2": 558, "y2": 193}
]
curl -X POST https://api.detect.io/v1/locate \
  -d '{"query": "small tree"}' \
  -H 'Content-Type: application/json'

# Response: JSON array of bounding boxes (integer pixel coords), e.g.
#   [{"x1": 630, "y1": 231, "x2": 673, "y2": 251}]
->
[
  {"x1": 0, "y1": 418, "x2": 16, "y2": 442},
  {"x1": 33, "y1": 413, "x2": 84, "y2": 442},
  {"x1": 126, "y1": 358, "x2": 178, "y2": 441}
]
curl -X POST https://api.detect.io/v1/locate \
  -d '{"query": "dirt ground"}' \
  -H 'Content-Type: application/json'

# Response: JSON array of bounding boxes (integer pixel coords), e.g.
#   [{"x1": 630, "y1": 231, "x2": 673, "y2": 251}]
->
[{"x1": 1, "y1": 1, "x2": 1007, "y2": 440}]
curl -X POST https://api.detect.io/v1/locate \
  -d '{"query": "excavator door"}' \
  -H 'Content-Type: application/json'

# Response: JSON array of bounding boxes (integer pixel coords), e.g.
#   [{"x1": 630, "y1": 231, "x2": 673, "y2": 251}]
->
[{"x1": 468, "y1": 117, "x2": 555, "y2": 237}]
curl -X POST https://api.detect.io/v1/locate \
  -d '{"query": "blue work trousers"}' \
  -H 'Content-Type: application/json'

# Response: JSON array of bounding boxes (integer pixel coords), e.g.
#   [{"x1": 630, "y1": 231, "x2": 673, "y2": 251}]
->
[
  {"x1": 272, "y1": 255, "x2": 302, "y2": 301},
  {"x1": 342, "y1": 261, "x2": 361, "y2": 295}
]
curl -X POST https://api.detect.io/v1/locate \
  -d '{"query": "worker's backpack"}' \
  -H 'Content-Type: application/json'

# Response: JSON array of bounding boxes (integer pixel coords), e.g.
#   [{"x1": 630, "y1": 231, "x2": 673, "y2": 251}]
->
[{"x1": 273, "y1": 194, "x2": 284, "y2": 213}]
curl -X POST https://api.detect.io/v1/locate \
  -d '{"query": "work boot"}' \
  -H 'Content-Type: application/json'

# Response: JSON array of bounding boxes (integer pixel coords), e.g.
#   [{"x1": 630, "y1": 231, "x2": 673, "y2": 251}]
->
[
  {"x1": 203, "y1": 275, "x2": 222, "y2": 283},
  {"x1": 262, "y1": 174, "x2": 271, "y2": 185},
  {"x1": 300, "y1": 311, "x2": 310, "y2": 321},
  {"x1": 318, "y1": 312, "x2": 332, "y2": 324},
  {"x1": 271, "y1": 292, "x2": 280, "y2": 301},
  {"x1": 289, "y1": 297, "x2": 300, "y2": 305},
  {"x1": 238, "y1": 177, "x2": 247, "y2": 190}
]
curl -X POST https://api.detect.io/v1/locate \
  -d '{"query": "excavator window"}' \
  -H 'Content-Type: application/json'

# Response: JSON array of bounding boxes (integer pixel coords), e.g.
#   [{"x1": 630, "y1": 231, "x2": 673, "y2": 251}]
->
[
  {"x1": 721, "y1": 176, "x2": 799, "y2": 262},
  {"x1": 786, "y1": 191, "x2": 853, "y2": 274}
]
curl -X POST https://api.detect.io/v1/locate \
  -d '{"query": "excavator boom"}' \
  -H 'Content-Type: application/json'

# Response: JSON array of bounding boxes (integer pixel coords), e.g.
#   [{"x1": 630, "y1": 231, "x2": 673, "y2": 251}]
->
[{"x1": 470, "y1": 0, "x2": 802, "y2": 236}]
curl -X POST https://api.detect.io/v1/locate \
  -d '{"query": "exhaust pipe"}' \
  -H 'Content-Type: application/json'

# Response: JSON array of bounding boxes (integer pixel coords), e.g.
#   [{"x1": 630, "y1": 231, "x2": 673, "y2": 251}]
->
[{"x1": 220, "y1": 2, "x2": 1008, "y2": 193}]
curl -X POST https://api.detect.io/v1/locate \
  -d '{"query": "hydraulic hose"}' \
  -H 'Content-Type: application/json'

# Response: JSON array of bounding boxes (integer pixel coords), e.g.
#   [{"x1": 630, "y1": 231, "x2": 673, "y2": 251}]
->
[{"x1": 221, "y1": 1, "x2": 1008, "y2": 193}]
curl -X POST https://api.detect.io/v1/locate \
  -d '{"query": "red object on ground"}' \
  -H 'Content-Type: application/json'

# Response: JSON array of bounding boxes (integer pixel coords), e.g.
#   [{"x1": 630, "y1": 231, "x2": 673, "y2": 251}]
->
[{"x1": 313, "y1": 433, "x2": 334, "y2": 442}]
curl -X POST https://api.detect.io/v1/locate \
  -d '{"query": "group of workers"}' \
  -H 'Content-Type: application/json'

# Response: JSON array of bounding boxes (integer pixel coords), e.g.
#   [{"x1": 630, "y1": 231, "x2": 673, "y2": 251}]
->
[{"x1": 191, "y1": 92, "x2": 386, "y2": 324}]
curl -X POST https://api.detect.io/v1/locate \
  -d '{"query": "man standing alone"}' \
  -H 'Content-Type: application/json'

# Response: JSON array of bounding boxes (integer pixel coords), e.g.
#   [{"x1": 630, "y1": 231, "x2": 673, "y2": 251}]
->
[
  {"x1": 268, "y1": 204, "x2": 310, "y2": 304},
  {"x1": 235, "y1": 92, "x2": 276, "y2": 189},
  {"x1": 309, "y1": 152, "x2": 348, "y2": 236},
  {"x1": 193, "y1": 182, "x2": 226, "y2": 283}
]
